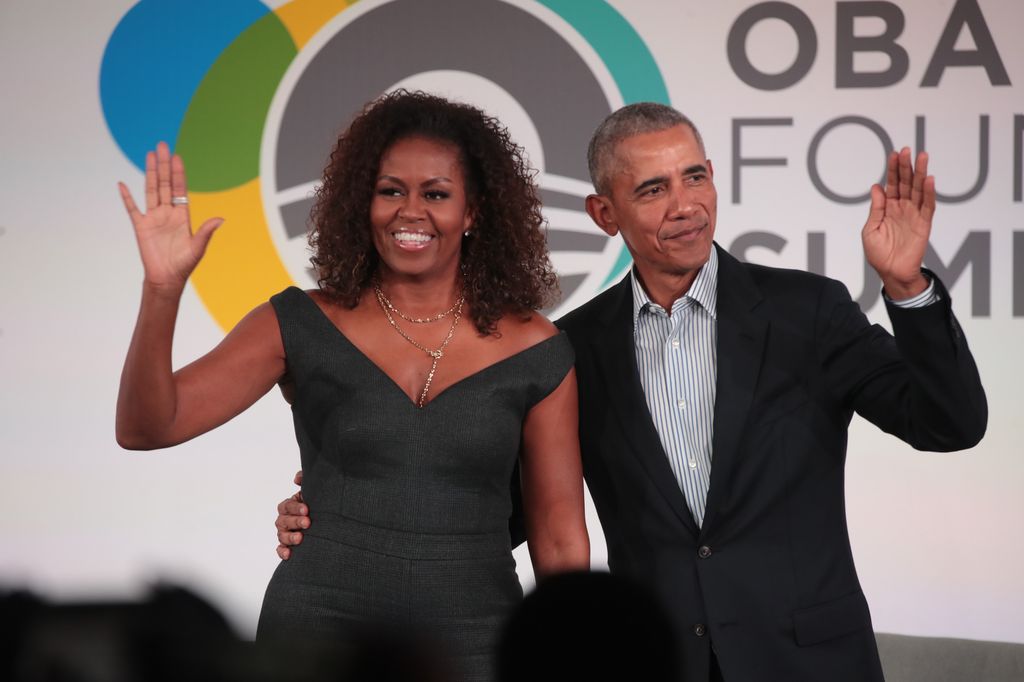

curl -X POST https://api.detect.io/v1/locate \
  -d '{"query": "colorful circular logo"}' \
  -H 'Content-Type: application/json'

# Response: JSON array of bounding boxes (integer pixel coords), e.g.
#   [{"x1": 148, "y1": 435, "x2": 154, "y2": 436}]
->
[{"x1": 101, "y1": 0, "x2": 669, "y2": 331}]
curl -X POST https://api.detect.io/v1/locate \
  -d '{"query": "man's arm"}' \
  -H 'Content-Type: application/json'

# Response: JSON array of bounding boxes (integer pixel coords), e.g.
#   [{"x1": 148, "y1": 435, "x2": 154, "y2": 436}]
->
[{"x1": 821, "y1": 146, "x2": 987, "y2": 449}]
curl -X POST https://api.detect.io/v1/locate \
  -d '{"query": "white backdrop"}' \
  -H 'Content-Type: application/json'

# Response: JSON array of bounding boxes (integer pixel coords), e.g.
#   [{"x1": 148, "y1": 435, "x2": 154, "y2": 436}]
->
[{"x1": 1, "y1": 0, "x2": 1022, "y2": 643}]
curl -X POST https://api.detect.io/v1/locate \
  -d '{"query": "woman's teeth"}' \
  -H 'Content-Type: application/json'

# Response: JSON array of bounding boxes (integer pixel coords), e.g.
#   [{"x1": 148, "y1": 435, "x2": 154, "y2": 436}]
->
[{"x1": 393, "y1": 232, "x2": 433, "y2": 243}]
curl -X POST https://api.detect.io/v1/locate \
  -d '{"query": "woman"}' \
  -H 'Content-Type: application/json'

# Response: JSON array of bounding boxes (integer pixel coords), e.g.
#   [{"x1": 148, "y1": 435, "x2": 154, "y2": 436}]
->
[{"x1": 115, "y1": 91, "x2": 589, "y2": 680}]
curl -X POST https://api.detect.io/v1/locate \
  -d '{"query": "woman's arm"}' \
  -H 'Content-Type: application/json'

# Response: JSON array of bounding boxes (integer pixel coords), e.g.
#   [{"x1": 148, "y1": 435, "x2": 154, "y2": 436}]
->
[
  {"x1": 115, "y1": 142, "x2": 285, "y2": 449},
  {"x1": 520, "y1": 367, "x2": 590, "y2": 578},
  {"x1": 116, "y1": 299, "x2": 286, "y2": 449}
]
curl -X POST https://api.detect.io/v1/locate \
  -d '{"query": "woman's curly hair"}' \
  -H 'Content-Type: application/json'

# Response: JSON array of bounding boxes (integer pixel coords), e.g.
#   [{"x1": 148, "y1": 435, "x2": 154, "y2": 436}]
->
[{"x1": 309, "y1": 90, "x2": 558, "y2": 335}]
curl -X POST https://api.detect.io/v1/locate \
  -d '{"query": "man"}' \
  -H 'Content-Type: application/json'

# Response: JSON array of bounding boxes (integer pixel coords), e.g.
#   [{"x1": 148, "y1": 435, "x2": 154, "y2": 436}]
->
[{"x1": 275, "y1": 104, "x2": 986, "y2": 681}]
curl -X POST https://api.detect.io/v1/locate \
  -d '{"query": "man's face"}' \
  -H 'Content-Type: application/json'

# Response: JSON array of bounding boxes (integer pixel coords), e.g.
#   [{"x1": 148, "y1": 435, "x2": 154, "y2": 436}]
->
[{"x1": 586, "y1": 124, "x2": 717, "y2": 294}]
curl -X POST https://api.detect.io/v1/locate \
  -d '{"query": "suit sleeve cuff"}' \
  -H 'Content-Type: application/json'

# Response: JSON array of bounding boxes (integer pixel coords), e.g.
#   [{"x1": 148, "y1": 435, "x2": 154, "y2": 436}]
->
[{"x1": 884, "y1": 273, "x2": 940, "y2": 309}]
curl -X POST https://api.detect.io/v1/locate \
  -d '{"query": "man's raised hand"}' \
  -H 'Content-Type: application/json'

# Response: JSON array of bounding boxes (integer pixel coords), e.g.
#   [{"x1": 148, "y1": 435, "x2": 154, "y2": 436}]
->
[{"x1": 862, "y1": 147, "x2": 935, "y2": 300}]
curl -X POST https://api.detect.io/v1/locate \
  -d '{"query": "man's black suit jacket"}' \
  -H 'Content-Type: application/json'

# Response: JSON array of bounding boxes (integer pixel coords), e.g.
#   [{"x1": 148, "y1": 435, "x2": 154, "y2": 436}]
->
[{"x1": 538, "y1": 244, "x2": 986, "y2": 682}]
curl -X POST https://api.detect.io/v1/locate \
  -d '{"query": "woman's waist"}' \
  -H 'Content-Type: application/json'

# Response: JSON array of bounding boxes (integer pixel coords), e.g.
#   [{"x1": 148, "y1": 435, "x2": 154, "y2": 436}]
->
[{"x1": 305, "y1": 511, "x2": 512, "y2": 560}]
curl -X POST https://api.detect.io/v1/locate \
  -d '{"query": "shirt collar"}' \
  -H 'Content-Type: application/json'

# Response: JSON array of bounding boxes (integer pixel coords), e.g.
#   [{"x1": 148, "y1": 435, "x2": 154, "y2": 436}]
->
[{"x1": 631, "y1": 246, "x2": 719, "y2": 330}]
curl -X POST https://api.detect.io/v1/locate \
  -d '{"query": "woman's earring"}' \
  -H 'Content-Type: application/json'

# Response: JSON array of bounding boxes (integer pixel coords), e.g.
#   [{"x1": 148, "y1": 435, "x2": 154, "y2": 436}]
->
[{"x1": 464, "y1": 230, "x2": 472, "y2": 237}]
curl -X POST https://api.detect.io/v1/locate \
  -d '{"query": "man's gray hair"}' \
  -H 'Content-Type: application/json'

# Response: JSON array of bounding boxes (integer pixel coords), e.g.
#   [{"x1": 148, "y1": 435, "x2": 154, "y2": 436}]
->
[{"x1": 587, "y1": 102, "x2": 705, "y2": 195}]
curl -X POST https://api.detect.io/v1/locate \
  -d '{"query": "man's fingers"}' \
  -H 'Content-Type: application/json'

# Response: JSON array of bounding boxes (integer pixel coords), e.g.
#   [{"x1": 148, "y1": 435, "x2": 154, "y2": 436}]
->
[
  {"x1": 897, "y1": 146, "x2": 913, "y2": 200},
  {"x1": 275, "y1": 473, "x2": 308, "y2": 558},
  {"x1": 884, "y1": 150, "x2": 898, "y2": 199},
  {"x1": 921, "y1": 175, "x2": 937, "y2": 224},
  {"x1": 274, "y1": 501, "x2": 310, "y2": 531},
  {"x1": 863, "y1": 184, "x2": 886, "y2": 233},
  {"x1": 275, "y1": 514, "x2": 310, "y2": 531},
  {"x1": 276, "y1": 497, "x2": 309, "y2": 518},
  {"x1": 277, "y1": 529, "x2": 305, "y2": 546},
  {"x1": 911, "y1": 151, "x2": 928, "y2": 208}
]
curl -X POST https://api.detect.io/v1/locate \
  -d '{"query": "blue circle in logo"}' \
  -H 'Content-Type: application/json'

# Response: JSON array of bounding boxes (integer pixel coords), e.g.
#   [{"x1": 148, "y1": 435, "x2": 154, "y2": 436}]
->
[{"x1": 99, "y1": 0, "x2": 271, "y2": 170}]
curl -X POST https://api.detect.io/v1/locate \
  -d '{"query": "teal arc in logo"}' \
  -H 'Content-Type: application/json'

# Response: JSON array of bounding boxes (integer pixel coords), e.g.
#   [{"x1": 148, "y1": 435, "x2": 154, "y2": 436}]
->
[{"x1": 538, "y1": 0, "x2": 671, "y2": 286}]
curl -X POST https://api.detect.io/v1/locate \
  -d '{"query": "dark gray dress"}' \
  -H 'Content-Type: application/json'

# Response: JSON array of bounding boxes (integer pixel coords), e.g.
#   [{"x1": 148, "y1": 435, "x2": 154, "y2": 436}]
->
[{"x1": 257, "y1": 287, "x2": 574, "y2": 681}]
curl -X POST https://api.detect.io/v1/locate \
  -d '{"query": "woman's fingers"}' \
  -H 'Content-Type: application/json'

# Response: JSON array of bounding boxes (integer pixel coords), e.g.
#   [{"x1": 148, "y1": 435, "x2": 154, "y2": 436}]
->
[
  {"x1": 144, "y1": 151, "x2": 158, "y2": 211},
  {"x1": 140, "y1": 143, "x2": 187, "y2": 212},
  {"x1": 192, "y1": 217, "x2": 224, "y2": 260},
  {"x1": 156, "y1": 141, "x2": 173, "y2": 205},
  {"x1": 118, "y1": 182, "x2": 143, "y2": 224},
  {"x1": 133, "y1": 143, "x2": 199, "y2": 221},
  {"x1": 171, "y1": 153, "x2": 188, "y2": 204}
]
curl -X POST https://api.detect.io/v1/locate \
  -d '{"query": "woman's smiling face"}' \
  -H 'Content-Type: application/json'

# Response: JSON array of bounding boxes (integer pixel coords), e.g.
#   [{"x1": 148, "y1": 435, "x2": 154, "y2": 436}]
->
[{"x1": 370, "y1": 135, "x2": 474, "y2": 282}]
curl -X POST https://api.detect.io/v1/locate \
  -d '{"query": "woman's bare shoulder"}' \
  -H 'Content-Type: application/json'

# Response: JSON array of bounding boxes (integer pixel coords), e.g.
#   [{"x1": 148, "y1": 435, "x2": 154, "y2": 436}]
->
[
  {"x1": 494, "y1": 311, "x2": 560, "y2": 351},
  {"x1": 305, "y1": 288, "x2": 361, "y2": 313},
  {"x1": 304, "y1": 288, "x2": 328, "y2": 307}
]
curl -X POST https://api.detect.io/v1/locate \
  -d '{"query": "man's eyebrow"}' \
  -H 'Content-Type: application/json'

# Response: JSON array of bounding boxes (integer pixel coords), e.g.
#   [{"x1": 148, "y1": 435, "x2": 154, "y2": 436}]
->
[
  {"x1": 632, "y1": 164, "x2": 709, "y2": 194},
  {"x1": 633, "y1": 176, "x2": 669, "y2": 194}
]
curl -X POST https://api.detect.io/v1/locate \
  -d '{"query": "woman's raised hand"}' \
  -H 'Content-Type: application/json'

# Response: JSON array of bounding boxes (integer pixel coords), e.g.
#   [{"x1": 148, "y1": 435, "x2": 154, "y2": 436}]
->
[{"x1": 118, "y1": 142, "x2": 223, "y2": 291}]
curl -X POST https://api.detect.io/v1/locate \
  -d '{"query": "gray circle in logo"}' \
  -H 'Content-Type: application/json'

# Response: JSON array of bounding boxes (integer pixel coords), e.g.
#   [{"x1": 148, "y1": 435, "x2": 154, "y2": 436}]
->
[{"x1": 273, "y1": 0, "x2": 616, "y2": 305}]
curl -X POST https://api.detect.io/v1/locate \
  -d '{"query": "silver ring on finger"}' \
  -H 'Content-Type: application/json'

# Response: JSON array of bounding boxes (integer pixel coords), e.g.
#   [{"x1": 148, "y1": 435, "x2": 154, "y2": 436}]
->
[{"x1": 171, "y1": 195, "x2": 189, "y2": 206}]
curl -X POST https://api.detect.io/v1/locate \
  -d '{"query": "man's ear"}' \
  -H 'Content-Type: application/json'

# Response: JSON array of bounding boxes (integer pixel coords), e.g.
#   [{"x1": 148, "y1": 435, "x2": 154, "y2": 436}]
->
[{"x1": 585, "y1": 194, "x2": 618, "y2": 237}]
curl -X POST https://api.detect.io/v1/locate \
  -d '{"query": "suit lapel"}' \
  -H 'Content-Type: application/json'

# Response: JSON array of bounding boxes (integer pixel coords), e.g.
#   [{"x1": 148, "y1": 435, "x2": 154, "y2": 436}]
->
[
  {"x1": 593, "y1": 278, "x2": 700, "y2": 536},
  {"x1": 701, "y1": 246, "x2": 768, "y2": 535}
]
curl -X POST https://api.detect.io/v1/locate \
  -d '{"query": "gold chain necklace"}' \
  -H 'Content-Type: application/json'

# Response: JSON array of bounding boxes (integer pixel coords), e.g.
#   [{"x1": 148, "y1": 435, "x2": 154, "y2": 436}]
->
[
  {"x1": 375, "y1": 286, "x2": 461, "y2": 323},
  {"x1": 373, "y1": 283, "x2": 465, "y2": 407}
]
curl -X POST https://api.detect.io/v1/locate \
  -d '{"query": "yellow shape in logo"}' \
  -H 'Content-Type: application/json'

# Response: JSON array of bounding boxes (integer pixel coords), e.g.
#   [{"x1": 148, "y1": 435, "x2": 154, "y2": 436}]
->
[
  {"x1": 277, "y1": 0, "x2": 355, "y2": 49},
  {"x1": 189, "y1": 181, "x2": 294, "y2": 331}
]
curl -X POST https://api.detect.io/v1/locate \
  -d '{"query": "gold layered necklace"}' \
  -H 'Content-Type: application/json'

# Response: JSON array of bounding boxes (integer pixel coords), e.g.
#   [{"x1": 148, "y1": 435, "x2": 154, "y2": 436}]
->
[
  {"x1": 373, "y1": 283, "x2": 465, "y2": 407},
  {"x1": 376, "y1": 287, "x2": 462, "y2": 323}
]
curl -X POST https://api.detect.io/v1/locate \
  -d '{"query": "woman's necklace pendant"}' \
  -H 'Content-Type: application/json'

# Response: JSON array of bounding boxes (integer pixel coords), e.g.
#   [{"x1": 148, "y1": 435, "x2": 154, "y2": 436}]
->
[{"x1": 373, "y1": 282, "x2": 464, "y2": 407}]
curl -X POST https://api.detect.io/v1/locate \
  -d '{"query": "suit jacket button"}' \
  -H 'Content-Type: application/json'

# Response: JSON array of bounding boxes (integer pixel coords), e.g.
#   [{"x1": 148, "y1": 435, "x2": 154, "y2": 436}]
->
[
  {"x1": 694, "y1": 623, "x2": 707, "y2": 637},
  {"x1": 697, "y1": 545, "x2": 712, "y2": 559}
]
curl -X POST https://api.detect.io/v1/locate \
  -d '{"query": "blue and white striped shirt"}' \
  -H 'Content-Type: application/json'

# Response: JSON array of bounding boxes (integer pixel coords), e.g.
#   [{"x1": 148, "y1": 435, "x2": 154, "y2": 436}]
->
[
  {"x1": 631, "y1": 249, "x2": 937, "y2": 528},
  {"x1": 632, "y1": 248, "x2": 719, "y2": 528}
]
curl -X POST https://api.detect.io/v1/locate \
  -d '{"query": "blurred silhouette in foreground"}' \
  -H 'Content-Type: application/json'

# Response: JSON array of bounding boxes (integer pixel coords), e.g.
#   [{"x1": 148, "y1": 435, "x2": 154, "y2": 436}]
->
[
  {"x1": 4, "y1": 575, "x2": 681, "y2": 681},
  {"x1": 497, "y1": 571, "x2": 680, "y2": 682},
  {"x1": 1, "y1": 585, "x2": 449, "y2": 682}
]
